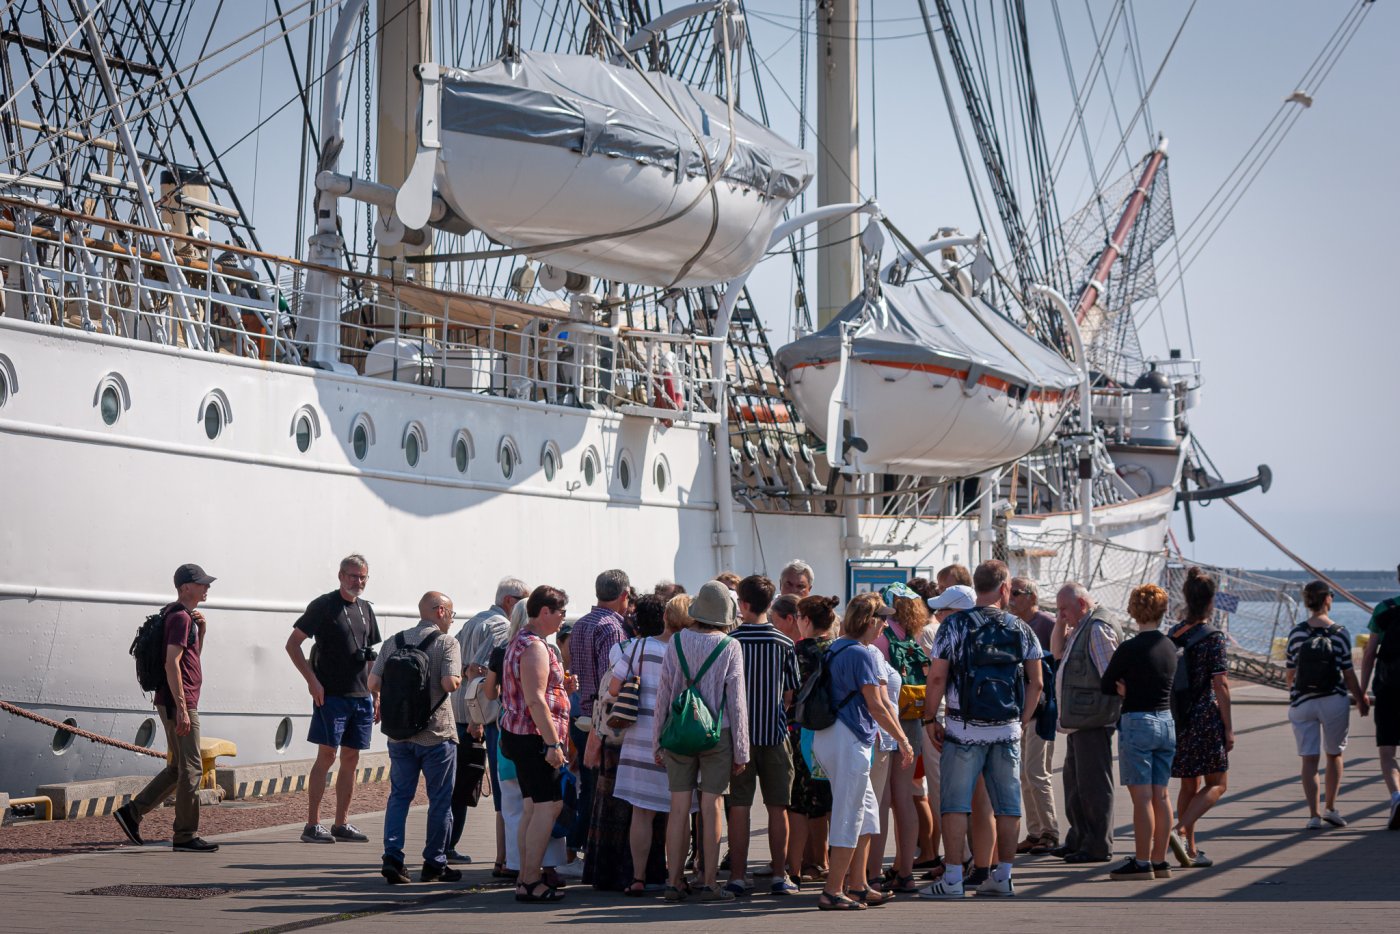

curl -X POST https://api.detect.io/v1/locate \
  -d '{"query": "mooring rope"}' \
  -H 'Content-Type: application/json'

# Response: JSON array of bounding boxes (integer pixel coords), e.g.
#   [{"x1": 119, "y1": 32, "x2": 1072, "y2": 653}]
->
[
  {"x1": 1224, "y1": 497, "x2": 1375, "y2": 615},
  {"x1": 0, "y1": 699, "x2": 167, "y2": 759}
]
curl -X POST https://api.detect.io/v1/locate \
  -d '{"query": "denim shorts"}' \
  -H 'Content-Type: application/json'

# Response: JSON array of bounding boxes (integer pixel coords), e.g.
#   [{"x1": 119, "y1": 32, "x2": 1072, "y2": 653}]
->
[
  {"x1": 307, "y1": 695, "x2": 375, "y2": 750},
  {"x1": 939, "y1": 738, "x2": 1021, "y2": 816},
  {"x1": 1118, "y1": 711, "x2": 1176, "y2": 787}
]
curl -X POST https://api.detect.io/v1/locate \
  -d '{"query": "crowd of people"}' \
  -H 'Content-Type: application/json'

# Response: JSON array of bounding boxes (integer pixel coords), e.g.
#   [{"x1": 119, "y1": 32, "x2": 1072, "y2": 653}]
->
[{"x1": 110, "y1": 556, "x2": 1400, "y2": 906}]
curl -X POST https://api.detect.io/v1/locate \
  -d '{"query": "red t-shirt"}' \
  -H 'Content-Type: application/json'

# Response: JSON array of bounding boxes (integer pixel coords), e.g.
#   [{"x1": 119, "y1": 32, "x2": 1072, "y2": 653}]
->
[{"x1": 153, "y1": 603, "x2": 203, "y2": 712}]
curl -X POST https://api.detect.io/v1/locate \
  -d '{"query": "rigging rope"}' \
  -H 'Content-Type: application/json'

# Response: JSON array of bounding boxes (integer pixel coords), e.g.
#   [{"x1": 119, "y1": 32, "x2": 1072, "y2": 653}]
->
[
  {"x1": 1221, "y1": 498, "x2": 1374, "y2": 616},
  {"x1": 1142, "y1": 0, "x2": 1374, "y2": 320},
  {"x1": 0, "y1": 699, "x2": 167, "y2": 759}
]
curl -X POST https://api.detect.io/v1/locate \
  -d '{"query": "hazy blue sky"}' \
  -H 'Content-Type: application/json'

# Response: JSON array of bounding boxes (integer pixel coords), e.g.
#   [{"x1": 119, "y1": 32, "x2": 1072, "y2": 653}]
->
[{"x1": 179, "y1": 1, "x2": 1396, "y2": 570}]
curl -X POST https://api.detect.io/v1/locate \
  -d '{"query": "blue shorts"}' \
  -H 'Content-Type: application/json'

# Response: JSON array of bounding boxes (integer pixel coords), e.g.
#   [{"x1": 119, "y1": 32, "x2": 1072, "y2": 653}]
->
[
  {"x1": 308, "y1": 695, "x2": 375, "y2": 750},
  {"x1": 1118, "y1": 711, "x2": 1176, "y2": 787},
  {"x1": 940, "y1": 738, "x2": 1021, "y2": 817}
]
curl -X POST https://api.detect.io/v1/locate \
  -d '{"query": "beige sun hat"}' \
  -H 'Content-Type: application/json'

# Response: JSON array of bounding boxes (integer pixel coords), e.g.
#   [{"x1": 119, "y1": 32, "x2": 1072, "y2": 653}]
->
[{"x1": 688, "y1": 580, "x2": 737, "y2": 629}]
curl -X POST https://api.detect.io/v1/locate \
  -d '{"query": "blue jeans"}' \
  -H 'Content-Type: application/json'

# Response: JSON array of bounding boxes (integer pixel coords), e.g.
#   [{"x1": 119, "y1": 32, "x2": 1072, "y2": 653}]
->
[
  {"x1": 1118, "y1": 712, "x2": 1176, "y2": 787},
  {"x1": 383, "y1": 740, "x2": 457, "y2": 867},
  {"x1": 940, "y1": 738, "x2": 1022, "y2": 817}
]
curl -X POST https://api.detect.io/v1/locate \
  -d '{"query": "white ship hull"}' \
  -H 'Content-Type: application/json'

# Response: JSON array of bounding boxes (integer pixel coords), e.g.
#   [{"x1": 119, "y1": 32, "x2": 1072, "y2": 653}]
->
[{"x1": 0, "y1": 319, "x2": 1177, "y2": 795}]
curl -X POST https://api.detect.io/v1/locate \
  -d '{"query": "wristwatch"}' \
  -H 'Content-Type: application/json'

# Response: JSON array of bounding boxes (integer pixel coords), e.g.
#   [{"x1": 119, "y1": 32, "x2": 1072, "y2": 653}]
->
[{"x1": 546, "y1": 741, "x2": 565, "y2": 751}]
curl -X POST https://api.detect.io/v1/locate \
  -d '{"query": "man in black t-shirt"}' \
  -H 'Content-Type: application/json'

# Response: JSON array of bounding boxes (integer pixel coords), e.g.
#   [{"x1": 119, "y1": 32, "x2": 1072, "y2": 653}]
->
[{"x1": 286, "y1": 554, "x2": 382, "y2": 844}]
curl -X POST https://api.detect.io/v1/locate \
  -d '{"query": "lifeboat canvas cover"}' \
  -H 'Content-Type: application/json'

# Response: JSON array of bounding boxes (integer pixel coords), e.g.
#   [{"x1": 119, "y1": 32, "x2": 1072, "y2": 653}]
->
[
  {"x1": 773, "y1": 281, "x2": 1081, "y2": 476},
  {"x1": 435, "y1": 52, "x2": 813, "y2": 286},
  {"x1": 774, "y1": 281, "x2": 1080, "y2": 396}
]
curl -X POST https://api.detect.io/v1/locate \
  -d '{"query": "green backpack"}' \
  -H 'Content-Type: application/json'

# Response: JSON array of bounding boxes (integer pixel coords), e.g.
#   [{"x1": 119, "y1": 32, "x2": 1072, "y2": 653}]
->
[{"x1": 658, "y1": 636, "x2": 733, "y2": 755}]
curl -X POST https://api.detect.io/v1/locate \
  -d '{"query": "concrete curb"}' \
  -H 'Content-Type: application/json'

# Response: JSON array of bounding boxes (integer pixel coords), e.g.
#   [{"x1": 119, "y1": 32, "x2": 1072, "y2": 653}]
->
[
  {"x1": 216, "y1": 752, "x2": 391, "y2": 800},
  {"x1": 31, "y1": 753, "x2": 394, "y2": 819}
]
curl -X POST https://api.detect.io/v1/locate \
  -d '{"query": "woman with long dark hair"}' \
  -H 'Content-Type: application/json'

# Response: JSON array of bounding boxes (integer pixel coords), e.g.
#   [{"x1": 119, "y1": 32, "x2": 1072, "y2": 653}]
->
[{"x1": 1167, "y1": 568, "x2": 1232, "y2": 868}]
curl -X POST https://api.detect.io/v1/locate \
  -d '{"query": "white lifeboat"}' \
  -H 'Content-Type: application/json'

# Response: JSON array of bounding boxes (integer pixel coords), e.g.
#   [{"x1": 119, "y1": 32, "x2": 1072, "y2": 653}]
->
[
  {"x1": 432, "y1": 52, "x2": 813, "y2": 288},
  {"x1": 773, "y1": 281, "x2": 1080, "y2": 477}
]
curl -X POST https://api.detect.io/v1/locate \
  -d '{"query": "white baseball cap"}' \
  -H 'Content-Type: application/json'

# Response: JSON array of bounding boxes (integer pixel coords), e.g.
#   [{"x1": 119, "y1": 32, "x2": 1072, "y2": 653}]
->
[{"x1": 928, "y1": 584, "x2": 976, "y2": 611}]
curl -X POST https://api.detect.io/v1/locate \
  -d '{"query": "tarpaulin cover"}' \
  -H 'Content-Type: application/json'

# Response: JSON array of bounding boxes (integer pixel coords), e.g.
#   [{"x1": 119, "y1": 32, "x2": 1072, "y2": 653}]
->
[
  {"x1": 774, "y1": 280, "x2": 1080, "y2": 392},
  {"x1": 438, "y1": 52, "x2": 812, "y2": 201}
]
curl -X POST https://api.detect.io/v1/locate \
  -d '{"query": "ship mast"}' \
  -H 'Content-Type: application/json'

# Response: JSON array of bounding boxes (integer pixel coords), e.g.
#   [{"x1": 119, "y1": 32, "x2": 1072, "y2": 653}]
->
[
  {"x1": 816, "y1": 0, "x2": 860, "y2": 328},
  {"x1": 1073, "y1": 138, "x2": 1168, "y2": 324},
  {"x1": 376, "y1": 0, "x2": 433, "y2": 280}
]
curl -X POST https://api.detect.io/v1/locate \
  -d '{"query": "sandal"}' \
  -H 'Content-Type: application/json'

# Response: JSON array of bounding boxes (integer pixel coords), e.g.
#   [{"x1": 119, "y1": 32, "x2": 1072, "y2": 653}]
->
[
  {"x1": 847, "y1": 887, "x2": 893, "y2": 907},
  {"x1": 888, "y1": 873, "x2": 920, "y2": 893},
  {"x1": 515, "y1": 881, "x2": 566, "y2": 903},
  {"x1": 625, "y1": 879, "x2": 649, "y2": 897},
  {"x1": 801, "y1": 864, "x2": 828, "y2": 882},
  {"x1": 912, "y1": 856, "x2": 943, "y2": 870},
  {"x1": 541, "y1": 868, "x2": 567, "y2": 890},
  {"x1": 818, "y1": 891, "x2": 867, "y2": 911},
  {"x1": 492, "y1": 862, "x2": 517, "y2": 879}
]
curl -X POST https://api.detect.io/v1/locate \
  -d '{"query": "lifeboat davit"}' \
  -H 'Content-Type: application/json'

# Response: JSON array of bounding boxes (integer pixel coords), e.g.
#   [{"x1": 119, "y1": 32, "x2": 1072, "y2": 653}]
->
[
  {"x1": 433, "y1": 52, "x2": 813, "y2": 288},
  {"x1": 773, "y1": 281, "x2": 1081, "y2": 477}
]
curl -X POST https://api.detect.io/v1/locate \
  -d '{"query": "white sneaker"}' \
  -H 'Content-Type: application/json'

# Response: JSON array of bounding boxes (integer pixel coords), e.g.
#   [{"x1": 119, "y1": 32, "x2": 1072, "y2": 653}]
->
[
  {"x1": 1304, "y1": 816, "x2": 1322, "y2": 830},
  {"x1": 554, "y1": 859, "x2": 585, "y2": 879},
  {"x1": 1389, "y1": 796, "x2": 1400, "y2": 831},
  {"x1": 1322, "y1": 809, "x2": 1347, "y2": 828},
  {"x1": 975, "y1": 874, "x2": 1015, "y2": 897},
  {"x1": 917, "y1": 877, "x2": 967, "y2": 899}
]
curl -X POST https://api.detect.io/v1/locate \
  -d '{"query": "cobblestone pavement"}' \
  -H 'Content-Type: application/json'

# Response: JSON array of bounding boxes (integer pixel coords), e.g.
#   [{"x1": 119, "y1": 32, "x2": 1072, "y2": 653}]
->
[{"x1": 1, "y1": 684, "x2": 1396, "y2": 934}]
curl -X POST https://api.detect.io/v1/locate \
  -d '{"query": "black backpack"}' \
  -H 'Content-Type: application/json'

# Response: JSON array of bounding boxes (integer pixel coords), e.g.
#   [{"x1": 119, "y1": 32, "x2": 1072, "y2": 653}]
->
[
  {"x1": 379, "y1": 630, "x2": 446, "y2": 740},
  {"x1": 1293, "y1": 624, "x2": 1344, "y2": 695},
  {"x1": 794, "y1": 643, "x2": 859, "y2": 731},
  {"x1": 1170, "y1": 623, "x2": 1217, "y2": 728},
  {"x1": 954, "y1": 608, "x2": 1026, "y2": 724},
  {"x1": 130, "y1": 605, "x2": 175, "y2": 693},
  {"x1": 1374, "y1": 602, "x2": 1400, "y2": 668}
]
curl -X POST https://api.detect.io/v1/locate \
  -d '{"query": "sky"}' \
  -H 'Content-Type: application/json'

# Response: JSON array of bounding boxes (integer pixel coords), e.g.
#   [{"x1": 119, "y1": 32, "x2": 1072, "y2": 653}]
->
[{"x1": 118, "y1": 1, "x2": 1398, "y2": 571}]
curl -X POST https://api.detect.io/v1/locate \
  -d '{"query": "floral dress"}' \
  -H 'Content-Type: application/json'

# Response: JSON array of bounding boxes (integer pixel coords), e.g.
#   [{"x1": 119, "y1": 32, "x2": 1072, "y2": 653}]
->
[{"x1": 1168, "y1": 621, "x2": 1230, "y2": 778}]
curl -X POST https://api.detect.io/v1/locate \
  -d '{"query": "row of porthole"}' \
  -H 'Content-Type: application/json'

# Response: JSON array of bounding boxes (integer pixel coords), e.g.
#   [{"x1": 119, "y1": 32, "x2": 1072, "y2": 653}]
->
[
  {"x1": 52, "y1": 716, "x2": 297, "y2": 755},
  {"x1": 52, "y1": 371, "x2": 675, "y2": 493}
]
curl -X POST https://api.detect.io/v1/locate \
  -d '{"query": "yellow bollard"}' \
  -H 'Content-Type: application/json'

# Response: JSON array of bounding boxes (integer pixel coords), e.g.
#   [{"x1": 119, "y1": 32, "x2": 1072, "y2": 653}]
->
[{"x1": 168, "y1": 737, "x2": 238, "y2": 790}]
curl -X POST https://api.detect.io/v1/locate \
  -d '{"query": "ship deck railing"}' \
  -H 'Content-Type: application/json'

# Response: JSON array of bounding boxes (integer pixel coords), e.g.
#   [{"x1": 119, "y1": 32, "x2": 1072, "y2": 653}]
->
[{"x1": 0, "y1": 194, "x2": 724, "y2": 425}]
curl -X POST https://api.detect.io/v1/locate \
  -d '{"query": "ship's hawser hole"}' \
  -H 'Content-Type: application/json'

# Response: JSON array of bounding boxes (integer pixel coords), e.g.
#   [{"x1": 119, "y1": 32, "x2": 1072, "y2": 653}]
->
[
  {"x1": 582, "y1": 447, "x2": 600, "y2": 486},
  {"x1": 100, "y1": 386, "x2": 121, "y2": 425},
  {"x1": 275, "y1": 717, "x2": 294, "y2": 752},
  {"x1": 452, "y1": 429, "x2": 474, "y2": 474},
  {"x1": 295, "y1": 415, "x2": 314, "y2": 452},
  {"x1": 52, "y1": 718, "x2": 78, "y2": 754}
]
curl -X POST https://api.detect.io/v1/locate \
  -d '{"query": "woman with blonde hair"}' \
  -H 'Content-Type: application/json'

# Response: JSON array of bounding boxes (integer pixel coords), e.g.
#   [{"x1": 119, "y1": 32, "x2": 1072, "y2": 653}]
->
[
  {"x1": 871, "y1": 589, "x2": 932, "y2": 891},
  {"x1": 810, "y1": 593, "x2": 913, "y2": 910},
  {"x1": 1098, "y1": 583, "x2": 1177, "y2": 880}
]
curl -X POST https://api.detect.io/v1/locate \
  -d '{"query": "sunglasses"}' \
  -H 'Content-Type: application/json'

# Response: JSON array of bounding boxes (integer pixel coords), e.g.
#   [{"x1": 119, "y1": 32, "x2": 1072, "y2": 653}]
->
[{"x1": 1010, "y1": 589, "x2": 1033, "y2": 597}]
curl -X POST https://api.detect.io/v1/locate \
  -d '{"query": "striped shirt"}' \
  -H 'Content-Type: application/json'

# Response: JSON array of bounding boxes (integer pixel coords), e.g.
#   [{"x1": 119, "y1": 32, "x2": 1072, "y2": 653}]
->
[
  {"x1": 571, "y1": 605, "x2": 626, "y2": 703},
  {"x1": 1285, "y1": 620, "x2": 1353, "y2": 707},
  {"x1": 731, "y1": 622, "x2": 800, "y2": 746}
]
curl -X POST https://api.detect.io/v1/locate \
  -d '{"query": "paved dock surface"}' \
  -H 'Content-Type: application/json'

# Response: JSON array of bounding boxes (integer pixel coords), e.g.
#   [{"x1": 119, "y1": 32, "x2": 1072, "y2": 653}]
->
[{"x1": 2, "y1": 683, "x2": 1395, "y2": 933}]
